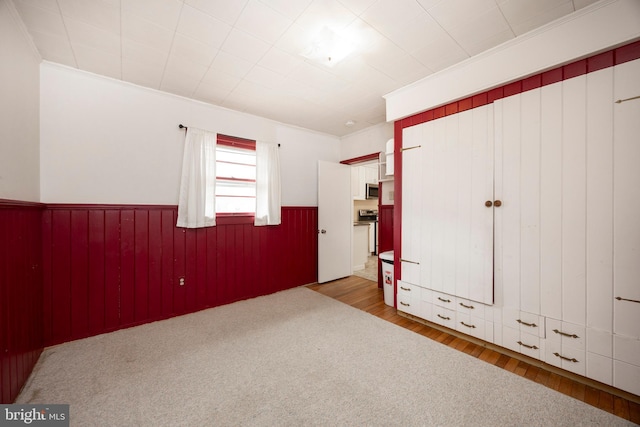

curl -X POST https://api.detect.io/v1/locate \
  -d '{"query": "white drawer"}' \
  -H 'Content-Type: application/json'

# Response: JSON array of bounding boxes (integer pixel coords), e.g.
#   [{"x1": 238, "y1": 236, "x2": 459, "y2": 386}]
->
[
  {"x1": 614, "y1": 359, "x2": 640, "y2": 396},
  {"x1": 456, "y1": 312, "x2": 486, "y2": 341},
  {"x1": 545, "y1": 340, "x2": 586, "y2": 376},
  {"x1": 432, "y1": 290, "x2": 456, "y2": 309},
  {"x1": 613, "y1": 334, "x2": 640, "y2": 366},
  {"x1": 587, "y1": 352, "x2": 613, "y2": 386},
  {"x1": 456, "y1": 296, "x2": 486, "y2": 319},
  {"x1": 397, "y1": 281, "x2": 420, "y2": 318},
  {"x1": 503, "y1": 307, "x2": 545, "y2": 338},
  {"x1": 502, "y1": 326, "x2": 521, "y2": 353},
  {"x1": 432, "y1": 305, "x2": 456, "y2": 330},
  {"x1": 518, "y1": 331, "x2": 542, "y2": 359},
  {"x1": 503, "y1": 325, "x2": 541, "y2": 359},
  {"x1": 546, "y1": 318, "x2": 585, "y2": 351}
]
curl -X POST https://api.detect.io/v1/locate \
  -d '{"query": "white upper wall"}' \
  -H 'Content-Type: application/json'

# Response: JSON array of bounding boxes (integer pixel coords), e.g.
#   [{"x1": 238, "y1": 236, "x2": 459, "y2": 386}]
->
[
  {"x1": 340, "y1": 122, "x2": 393, "y2": 161},
  {"x1": 40, "y1": 63, "x2": 340, "y2": 206},
  {"x1": 385, "y1": 0, "x2": 640, "y2": 122},
  {"x1": 0, "y1": 0, "x2": 40, "y2": 202}
]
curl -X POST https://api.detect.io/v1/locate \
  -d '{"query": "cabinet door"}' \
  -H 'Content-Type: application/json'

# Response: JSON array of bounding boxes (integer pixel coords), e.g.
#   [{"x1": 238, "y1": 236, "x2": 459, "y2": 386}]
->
[
  {"x1": 613, "y1": 59, "x2": 640, "y2": 340},
  {"x1": 351, "y1": 167, "x2": 364, "y2": 200},
  {"x1": 415, "y1": 107, "x2": 494, "y2": 303},
  {"x1": 401, "y1": 125, "x2": 423, "y2": 285}
]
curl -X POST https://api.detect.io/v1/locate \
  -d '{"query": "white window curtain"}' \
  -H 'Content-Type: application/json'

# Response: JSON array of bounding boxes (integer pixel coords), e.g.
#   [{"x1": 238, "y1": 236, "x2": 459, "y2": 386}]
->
[
  {"x1": 176, "y1": 127, "x2": 217, "y2": 228},
  {"x1": 255, "y1": 141, "x2": 281, "y2": 226}
]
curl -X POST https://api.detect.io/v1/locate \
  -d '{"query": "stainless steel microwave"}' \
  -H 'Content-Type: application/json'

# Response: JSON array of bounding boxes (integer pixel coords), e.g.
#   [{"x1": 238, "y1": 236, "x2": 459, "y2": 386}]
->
[{"x1": 366, "y1": 183, "x2": 378, "y2": 199}]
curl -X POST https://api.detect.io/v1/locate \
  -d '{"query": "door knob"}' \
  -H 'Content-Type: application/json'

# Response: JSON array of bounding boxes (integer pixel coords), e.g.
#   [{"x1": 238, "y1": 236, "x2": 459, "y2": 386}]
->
[
  {"x1": 494, "y1": 200, "x2": 502, "y2": 207},
  {"x1": 319, "y1": 229, "x2": 326, "y2": 234},
  {"x1": 485, "y1": 201, "x2": 493, "y2": 207}
]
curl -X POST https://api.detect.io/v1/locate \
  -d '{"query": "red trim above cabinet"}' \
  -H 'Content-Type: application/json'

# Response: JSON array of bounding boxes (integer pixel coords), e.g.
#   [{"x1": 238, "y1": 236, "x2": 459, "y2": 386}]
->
[{"x1": 340, "y1": 152, "x2": 380, "y2": 165}]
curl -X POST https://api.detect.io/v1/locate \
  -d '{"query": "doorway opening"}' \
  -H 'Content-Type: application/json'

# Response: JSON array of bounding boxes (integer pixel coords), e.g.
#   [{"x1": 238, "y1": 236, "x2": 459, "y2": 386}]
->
[{"x1": 343, "y1": 155, "x2": 380, "y2": 284}]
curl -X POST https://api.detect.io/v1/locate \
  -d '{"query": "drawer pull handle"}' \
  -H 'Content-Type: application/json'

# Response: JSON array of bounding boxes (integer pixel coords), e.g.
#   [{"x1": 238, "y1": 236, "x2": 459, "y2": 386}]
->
[
  {"x1": 459, "y1": 302, "x2": 474, "y2": 309},
  {"x1": 438, "y1": 297, "x2": 451, "y2": 303},
  {"x1": 615, "y1": 296, "x2": 640, "y2": 304},
  {"x1": 400, "y1": 302, "x2": 410, "y2": 307},
  {"x1": 517, "y1": 319, "x2": 537, "y2": 328},
  {"x1": 400, "y1": 145, "x2": 421, "y2": 152},
  {"x1": 553, "y1": 329, "x2": 579, "y2": 339},
  {"x1": 437, "y1": 314, "x2": 451, "y2": 321},
  {"x1": 400, "y1": 258, "x2": 420, "y2": 265},
  {"x1": 517, "y1": 341, "x2": 538, "y2": 350},
  {"x1": 400, "y1": 286, "x2": 411, "y2": 291},
  {"x1": 553, "y1": 352, "x2": 579, "y2": 363},
  {"x1": 460, "y1": 321, "x2": 476, "y2": 329}
]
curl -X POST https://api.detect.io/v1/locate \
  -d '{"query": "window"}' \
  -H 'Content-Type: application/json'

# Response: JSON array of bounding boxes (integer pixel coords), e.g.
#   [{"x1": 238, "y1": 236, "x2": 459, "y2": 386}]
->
[{"x1": 216, "y1": 134, "x2": 256, "y2": 214}]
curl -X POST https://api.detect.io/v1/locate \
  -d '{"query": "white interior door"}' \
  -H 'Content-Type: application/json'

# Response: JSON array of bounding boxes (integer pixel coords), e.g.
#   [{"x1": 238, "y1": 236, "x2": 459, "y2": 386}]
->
[{"x1": 318, "y1": 160, "x2": 352, "y2": 283}]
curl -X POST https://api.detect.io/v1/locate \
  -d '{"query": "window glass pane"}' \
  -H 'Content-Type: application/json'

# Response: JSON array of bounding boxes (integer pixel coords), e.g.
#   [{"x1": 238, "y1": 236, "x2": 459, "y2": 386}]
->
[
  {"x1": 216, "y1": 196, "x2": 255, "y2": 213},
  {"x1": 216, "y1": 162, "x2": 256, "y2": 180},
  {"x1": 216, "y1": 180, "x2": 256, "y2": 197},
  {"x1": 217, "y1": 149, "x2": 256, "y2": 165},
  {"x1": 215, "y1": 142, "x2": 256, "y2": 214}
]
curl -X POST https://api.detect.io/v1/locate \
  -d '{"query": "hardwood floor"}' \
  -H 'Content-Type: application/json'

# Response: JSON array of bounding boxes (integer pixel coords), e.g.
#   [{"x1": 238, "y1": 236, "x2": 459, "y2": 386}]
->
[{"x1": 307, "y1": 276, "x2": 640, "y2": 424}]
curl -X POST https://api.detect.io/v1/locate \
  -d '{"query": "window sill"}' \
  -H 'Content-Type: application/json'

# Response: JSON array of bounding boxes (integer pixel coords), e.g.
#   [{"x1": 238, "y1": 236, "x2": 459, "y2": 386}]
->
[{"x1": 216, "y1": 213, "x2": 255, "y2": 225}]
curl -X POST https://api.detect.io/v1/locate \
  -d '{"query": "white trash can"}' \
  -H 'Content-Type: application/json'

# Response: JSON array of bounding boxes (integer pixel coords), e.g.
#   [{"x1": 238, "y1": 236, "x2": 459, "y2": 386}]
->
[{"x1": 379, "y1": 251, "x2": 394, "y2": 307}]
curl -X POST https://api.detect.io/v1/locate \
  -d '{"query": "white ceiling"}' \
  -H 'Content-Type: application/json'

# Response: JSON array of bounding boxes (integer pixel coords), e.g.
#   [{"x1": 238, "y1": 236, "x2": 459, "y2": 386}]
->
[{"x1": 12, "y1": 0, "x2": 598, "y2": 136}]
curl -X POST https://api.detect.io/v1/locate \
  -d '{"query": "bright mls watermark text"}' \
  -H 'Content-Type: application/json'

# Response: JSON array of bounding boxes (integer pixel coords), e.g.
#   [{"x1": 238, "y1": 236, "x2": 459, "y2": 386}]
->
[{"x1": 0, "y1": 405, "x2": 68, "y2": 426}]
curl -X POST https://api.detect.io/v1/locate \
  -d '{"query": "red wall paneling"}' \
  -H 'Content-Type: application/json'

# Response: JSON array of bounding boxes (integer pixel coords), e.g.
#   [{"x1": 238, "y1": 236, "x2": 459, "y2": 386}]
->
[
  {"x1": 42, "y1": 205, "x2": 318, "y2": 346},
  {"x1": 0, "y1": 200, "x2": 44, "y2": 404}
]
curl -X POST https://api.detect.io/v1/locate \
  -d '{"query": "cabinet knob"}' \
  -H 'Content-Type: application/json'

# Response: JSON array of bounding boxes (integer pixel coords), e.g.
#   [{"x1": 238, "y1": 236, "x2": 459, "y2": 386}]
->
[
  {"x1": 494, "y1": 200, "x2": 502, "y2": 207},
  {"x1": 485, "y1": 200, "x2": 493, "y2": 207}
]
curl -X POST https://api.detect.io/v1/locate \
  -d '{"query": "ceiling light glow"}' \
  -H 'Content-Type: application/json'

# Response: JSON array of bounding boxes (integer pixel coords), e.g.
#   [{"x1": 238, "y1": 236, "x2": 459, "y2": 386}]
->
[{"x1": 300, "y1": 27, "x2": 357, "y2": 67}]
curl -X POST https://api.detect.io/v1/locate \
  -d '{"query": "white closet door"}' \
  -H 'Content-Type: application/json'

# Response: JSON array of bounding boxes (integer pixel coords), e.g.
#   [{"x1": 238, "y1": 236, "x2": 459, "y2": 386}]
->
[
  {"x1": 613, "y1": 59, "x2": 640, "y2": 339},
  {"x1": 420, "y1": 121, "x2": 436, "y2": 290},
  {"x1": 401, "y1": 125, "x2": 423, "y2": 285},
  {"x1": 418, "y1": 106, "x2": 494, "y2": 304},
  {"x1": 497, "y1": 95, "x2": 522, "y2": 310},
  {"x1": 429, "y1": 118, "x2": 446, "y2": 292},
  {"x1": 469, "y1": 105, "x2": 495, "y2": 304},
  {"x1": 520, "y1": 89, "x2": 542, "y2": 315},
  {"x1": 539, "y1": 82, "x2": 563, "y2": 320},
  {"x1": 586, "y1": 67, "x2": 614, "y2": 332},
  {"x1": 455, "y1": 110, "x2": 473, "y2": 300},
  {"x1": 562, "y1": 75, "x2": 587, "y2": 326}
]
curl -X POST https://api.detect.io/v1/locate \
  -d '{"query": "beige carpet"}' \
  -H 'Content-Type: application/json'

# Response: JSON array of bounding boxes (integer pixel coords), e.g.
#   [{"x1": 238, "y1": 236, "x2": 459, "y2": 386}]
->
[{"x1": 17, "y1": 287, "x2": 634, "y2": 426}]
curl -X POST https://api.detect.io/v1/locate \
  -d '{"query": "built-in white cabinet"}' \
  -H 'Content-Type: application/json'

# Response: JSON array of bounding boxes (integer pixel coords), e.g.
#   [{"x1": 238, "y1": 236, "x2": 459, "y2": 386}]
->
[
  {"x1": 401, "y1": 105, "x2": 494, "y2": 306},
  {"x1": 397, "y1": 58, "x2": 640, "y2": 397}
]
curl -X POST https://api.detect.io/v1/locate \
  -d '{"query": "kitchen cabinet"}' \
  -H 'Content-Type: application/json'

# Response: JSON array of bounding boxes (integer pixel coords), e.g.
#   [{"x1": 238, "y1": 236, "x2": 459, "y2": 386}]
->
[{"x1": 351, "y1": 165, "x2": 378, "y2": 200}]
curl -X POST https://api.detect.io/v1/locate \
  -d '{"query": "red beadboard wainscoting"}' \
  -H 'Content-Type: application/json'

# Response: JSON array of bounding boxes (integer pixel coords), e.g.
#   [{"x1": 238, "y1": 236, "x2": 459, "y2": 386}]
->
[
  {"x1": 42, "y1": 205, "x2": 318, "y2": 346},
  {"x1": 0, "y1": 200, "x2": 45, "y2": 404}
]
